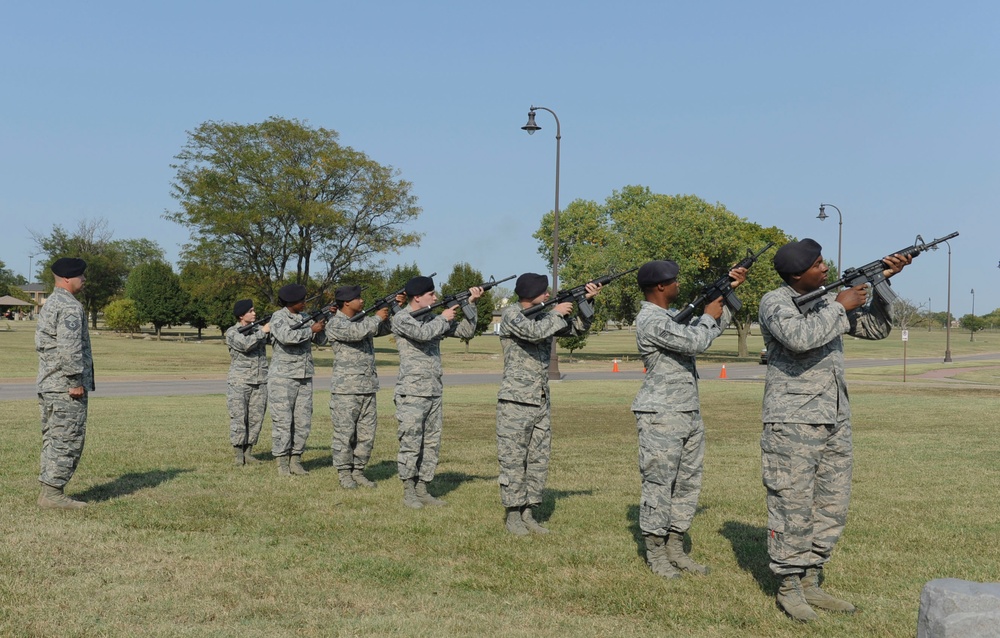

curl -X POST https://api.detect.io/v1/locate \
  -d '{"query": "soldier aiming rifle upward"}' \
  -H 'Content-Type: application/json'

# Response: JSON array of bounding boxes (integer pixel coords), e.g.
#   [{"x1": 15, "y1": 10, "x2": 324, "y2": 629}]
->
[
  {"x1": 673, "y1": 242, "x2": 775, "y2": 323},
  {"x1": 522, "y1": 268, "x2": 638, "y2": 319},
  {"x1": 411, "y1": 274, "x2": 516, "y2": 320},
  {"x1": 351, "y1": 273, "x2": 436, "y2": 323}
]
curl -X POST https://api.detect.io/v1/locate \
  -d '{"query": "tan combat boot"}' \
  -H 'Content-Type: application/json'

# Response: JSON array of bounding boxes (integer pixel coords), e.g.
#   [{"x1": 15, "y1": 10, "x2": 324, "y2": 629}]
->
[
  {"x1": 38, "y1": 484, "x2": 87, "y2": 510},
  {"x1": 521, "y1": 506, "x2": 550, "y2": 535},
  {"x1": 351, "y1": 468, "x2": 376, "y2": 488},
  {"x1": 233, "y1": 446, "x2": 245, "y2": 466},
  {"x1": 415, "y1": 480, "x2": 446, "y2": 506},
  {"x1": 277, "y1": 455, "x2": 291, "y2": 476},
  {"x1": 402, "y1": 478, "x2": 423, "y2": 509},
  {"x1": 338, "y1": 469, "x2": 358, "y2": 489},
  {"x1": 665, "y1": 531, "x2": 709, "y2": 575},
  {"x1": 505, "y1": 507, "x2": 529, "y2": 536},
  {"x1": 643, "y1": 534, "x2": 681, "y2": 580},
  {"x1": 243, "y1": 445, "x2": 260, "y2": 464},
  {"x1": 801, "y1": 567, "x2": 856, "y2": 613},
  {"x1": 289, "y1": 454, "x2": 309, "y2": 475},
  {"x1": 776, "y1": 574, "x2": 819, "y2": 622}
]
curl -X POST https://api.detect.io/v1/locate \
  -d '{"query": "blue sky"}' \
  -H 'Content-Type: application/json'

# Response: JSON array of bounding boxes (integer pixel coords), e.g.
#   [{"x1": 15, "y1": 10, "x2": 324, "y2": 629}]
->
[{"x1": 2, "y1": 1, "x2": 997, "y2": 317}]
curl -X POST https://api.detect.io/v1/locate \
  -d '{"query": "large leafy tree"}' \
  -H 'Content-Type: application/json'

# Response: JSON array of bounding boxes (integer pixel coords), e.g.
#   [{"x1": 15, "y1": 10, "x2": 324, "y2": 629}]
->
[
  {"x1": 534, "y1": 185, "x2": 790, "y2": 356},
  {"x1": 31, "y1": 219, "x2": 165, "y2": 328},
  {"x1": 0, "y1": 260, "x2": 28, "y2": 298},
  {"x1": 167, "y1": 117, "x2": 422, "y2": 306},
  {"x1": 126, "y1": 261, "x2": 188, "y2": 339}
]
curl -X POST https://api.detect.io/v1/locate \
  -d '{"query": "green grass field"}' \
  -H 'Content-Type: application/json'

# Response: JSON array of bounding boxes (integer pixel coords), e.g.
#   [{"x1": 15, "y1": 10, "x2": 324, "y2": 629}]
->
[{"x1": 2, "y1": 320, "x2": 999, "y2": 636}]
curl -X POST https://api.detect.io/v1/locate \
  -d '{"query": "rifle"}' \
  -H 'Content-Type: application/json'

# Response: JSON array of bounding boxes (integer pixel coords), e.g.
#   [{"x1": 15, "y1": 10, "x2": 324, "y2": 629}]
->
[
  {"x1": 673, "y1": 242, "x2": 775, "y2": 323},
  {"x1": 237, "y1": 313, "x2": 272, "y2": 335},
  {"x1": 290, "y1": 294, "x2": 334, "y2": 330},
  {"x1": 522, "y1": 268, "x2": 638, "y2": 320},
  {"x1": 350, "y1": 273, "x2": 436, "y2": 323},
  {"x1": 793, "y1": 232, "x2": 959, "y2": 314},
  {"x1": 411, "y1": 274, "x2": 516, "y2": 320}
]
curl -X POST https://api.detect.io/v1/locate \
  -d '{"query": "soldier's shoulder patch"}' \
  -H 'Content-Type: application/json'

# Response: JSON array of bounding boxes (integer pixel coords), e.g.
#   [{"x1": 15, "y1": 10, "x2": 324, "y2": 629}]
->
[
  {"x1": 511, "y1": 314, "x2": 524, "y2": 325},
  {"x1": 64, "y1": 314, "x2": 80, "y2": 332}
]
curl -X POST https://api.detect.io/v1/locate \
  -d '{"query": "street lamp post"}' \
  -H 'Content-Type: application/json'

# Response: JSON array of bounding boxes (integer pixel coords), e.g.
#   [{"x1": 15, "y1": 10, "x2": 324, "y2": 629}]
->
[
  {"x1": 28, "y1": 253, "x2": 38, "y2": 283},
  {"x1": 522, "y1": 105, "x2": 562, "y2": 380},
  {"x1": 932, "y1": 239, "x2": 954, "y2": 362},
  {"x1": 817, "y1": 203, "x2": 843, "y2": 276},
  {"x1": 970, "y1": 288, "x2": 975, "y2": 342}
]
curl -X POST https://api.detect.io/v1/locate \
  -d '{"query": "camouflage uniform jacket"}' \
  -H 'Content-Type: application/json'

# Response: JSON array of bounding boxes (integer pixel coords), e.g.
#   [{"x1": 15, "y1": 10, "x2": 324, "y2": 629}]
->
[
  {"x1": 759, "y1": 284, "x2": 892, "y2": 424},
  {"x1": 497, "y1": 304, "x2": 591, "y2": 406},
  {"x1": 268, "y1": 306, "x2": 329, "y2": 379},
  {"x1": 631, "y1": 301, "x2": 730, "y2": 413},
  {"x1": 36, "y1": 287, "x2": 94, "y2": 393},
  {"x1": 391, "y1": 306, "x2": 477, "y2": 397},
  {"x1": 325, "y1": 313, "x2": 391, "y2": 394},
  {"x1": 225, "y1": 323, "x2": 269, "y2": 385}
]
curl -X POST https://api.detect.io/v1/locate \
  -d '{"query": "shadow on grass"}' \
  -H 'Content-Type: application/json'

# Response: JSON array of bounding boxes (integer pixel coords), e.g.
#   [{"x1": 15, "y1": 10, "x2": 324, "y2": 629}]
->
[
  {"x1": 719, "y1": 520, "x2": 775, "y2": 594},
  {"x1": 75, "y1": 468, "x2": 192, "y2": 503},
  {"x1": 536, "y1": 488, "x2": 594, "y2": 522}
]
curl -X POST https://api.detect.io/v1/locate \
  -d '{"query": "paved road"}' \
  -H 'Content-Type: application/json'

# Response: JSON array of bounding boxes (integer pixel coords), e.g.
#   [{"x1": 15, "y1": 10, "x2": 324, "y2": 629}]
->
[{"x1": 3, "y1": 353, "x2": 997, "y2": 400}]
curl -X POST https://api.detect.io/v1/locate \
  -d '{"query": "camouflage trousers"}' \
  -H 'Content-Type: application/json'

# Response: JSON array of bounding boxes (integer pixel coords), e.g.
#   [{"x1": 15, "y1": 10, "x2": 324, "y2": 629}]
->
[
  {"x1": 635, "y1": 410, "x2": 705, "y2": 537},
  {"x1": 330, "y1": 393, "x2": 377, "y2": 470},
  {"x1": 227, "y1": 381, "x2": 267, "y2": 447},
  {"x1": 268, "y1": 377, "x2": 313, "y2": 457},
  {"x1": 38, "y1": 392, "x2": 88, "y2": 488},
  {"x1": 394, "y1": 394, "x2": 442, "y2": 482},
  {"x1": 760, "y1": 420, "x2": 852, "y2": 576},
  {"x1": 496, "y1": 398, "x2": 551, "y2": 508}
]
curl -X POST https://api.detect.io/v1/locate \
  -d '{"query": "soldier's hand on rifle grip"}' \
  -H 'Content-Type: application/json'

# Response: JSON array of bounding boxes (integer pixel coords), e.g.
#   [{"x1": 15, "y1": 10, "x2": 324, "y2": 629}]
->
[
  {"x1": 836, "y1": 284, "x2": 868, "y2": 312},
  {"x1": 584, "y1": 282, "x2": 602, "y2": 299},
  {"x1": 882, "y1": 253, "x2": 912, "y2": 279},
  {"x1": 468, "y1": 286, "x2": 484, "y2": 303},
  {"x1": 554, "y1": 302, "x2": 574, "y2": 317},
  {"x1": 729, "y1": 267, "x2": 748, "y2": 289},
  {"x1": 261, "y1": 323, "x2": 271, "y2": 334},
  {"x1": 311, "y1": 318, "x2": 327, "y2": 333},
  {"x1": 375, "y1": 307, "x2": 390, "y2": 321},
  {"x1": 704, "y1": 296, "x2": 725, "y2": 320},
  {"x1": 441, "y1": 305, "x2": 458, "y2": 321}
]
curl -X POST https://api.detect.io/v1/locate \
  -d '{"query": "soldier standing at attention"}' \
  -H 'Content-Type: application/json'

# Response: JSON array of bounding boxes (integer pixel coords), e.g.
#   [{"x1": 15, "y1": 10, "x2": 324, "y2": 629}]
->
[
  {"x1": 391, "y1": 275, "x2": 482, "y2": 509},
  {"x1": 324, "y1": 285, "x2": 395, "y2": 489},
  {"x1": 631, "y1": 259, "x2": 746, "y2": 578},
  {"x1": 496, "y1": 273, "x2": 601, "y2": 535},
  {"x1": 225, "y1": 299, "x2": 270, "y2": 466},
  {"x1": 759, "y1": 239, "x2": 909, "y2": 621},
  {"x1": 268, "y1": 284, "x2": 329, "y2": 476},
  {"x1": 35, "y1": 257, "x2": 94, "y2": 510}
]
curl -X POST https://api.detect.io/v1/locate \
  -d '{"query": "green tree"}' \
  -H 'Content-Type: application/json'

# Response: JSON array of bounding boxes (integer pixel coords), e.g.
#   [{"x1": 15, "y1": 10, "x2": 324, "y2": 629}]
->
[
  {"x1": 103, "y1": 298, "x2": 142, "y2": 335},
  {"x1": 126, "y1": 261, "x2": 188, "y2": 339},
  {"x1": 167, "y1": 117, "x2": 422, "y2": 307},
  {"x1": 557, "y1": 333, "x2": 589, "y2": 362},
  {"x1": 31, "y1": 219, "x2": 166, "y2": 328},
  {"x1": 0, "y1": 260, "x2": 28, "y2": 298},
  {"x1": 441, "y1": 262, "x2": 494, "y2": 352},
  {"x1": 535, "y1": 185, "x2": 789, "y2": 357},
  {"x1": 178, "y1": 260, "x2": 252, "y2": 337}
]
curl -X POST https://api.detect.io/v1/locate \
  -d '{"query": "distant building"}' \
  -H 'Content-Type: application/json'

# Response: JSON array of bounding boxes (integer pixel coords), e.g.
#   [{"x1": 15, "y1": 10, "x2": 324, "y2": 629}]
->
[{"x1": 18, "y1": 283, "x2": 49, "y2": 314}]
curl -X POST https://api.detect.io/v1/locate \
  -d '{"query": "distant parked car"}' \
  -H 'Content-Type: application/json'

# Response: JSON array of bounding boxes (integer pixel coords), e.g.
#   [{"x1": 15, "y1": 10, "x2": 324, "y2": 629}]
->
[{"x1": 759, "y1": 348, "x2": 768, "y2": 365}]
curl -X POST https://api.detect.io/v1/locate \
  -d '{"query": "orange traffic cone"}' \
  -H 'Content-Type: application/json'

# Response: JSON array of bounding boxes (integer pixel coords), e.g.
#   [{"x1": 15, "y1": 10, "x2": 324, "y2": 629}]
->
[
  {"x1": 719, "y1": 365, "x2": 727, "y2": 379},
  {"x1": 612, "y1": 359, "x2": 620, "y2": 373}
]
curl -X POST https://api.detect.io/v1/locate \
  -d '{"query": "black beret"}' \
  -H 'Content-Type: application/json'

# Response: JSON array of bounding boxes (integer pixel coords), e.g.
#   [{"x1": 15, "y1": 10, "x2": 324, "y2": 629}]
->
[
  {"x1": 637, "y1": 260, "x2": 679, "y2": 287},
  {"x1": 51, "y1": 257, "x2": 87, "y2": 279},
  {"x1": 233, "y1": 299, "x2": 254, "y2": 318},
  {"x1": 773, "y1": 239, "x2": 822, "y2": 275},
  {"x1": 277, "y1": 284, "x2": 307, "y2": 305},
  {"x1": 404, "y1": 276, "x2": 434, "y2": 297},
  {"x1": 335, "y1": 285, "x2": 362, "y2": 302},
  {"x1": 515, "y1": 273, "x2": 548, "y2": 299}
]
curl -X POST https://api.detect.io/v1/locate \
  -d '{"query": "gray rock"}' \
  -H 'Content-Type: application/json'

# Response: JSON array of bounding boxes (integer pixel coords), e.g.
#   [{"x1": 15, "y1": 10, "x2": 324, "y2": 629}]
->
[{"x1": 918, "y1": 578, "x2": 1000, "y2": 638}]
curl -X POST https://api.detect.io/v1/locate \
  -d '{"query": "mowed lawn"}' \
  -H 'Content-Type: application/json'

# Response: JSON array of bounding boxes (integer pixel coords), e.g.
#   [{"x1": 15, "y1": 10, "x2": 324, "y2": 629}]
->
[{"x1": 2, "y1": 379, "x2": 998, "y2": 637}]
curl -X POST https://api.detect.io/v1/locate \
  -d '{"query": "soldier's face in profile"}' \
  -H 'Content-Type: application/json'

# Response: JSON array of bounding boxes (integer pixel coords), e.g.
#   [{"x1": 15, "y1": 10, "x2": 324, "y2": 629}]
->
[{"x1": 794, "y1": 256, "x2": 829, "y2": 291}]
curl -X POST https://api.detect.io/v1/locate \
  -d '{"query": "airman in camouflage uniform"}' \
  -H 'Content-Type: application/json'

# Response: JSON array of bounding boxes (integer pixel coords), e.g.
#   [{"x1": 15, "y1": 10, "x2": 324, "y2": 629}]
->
[
  {"x1": 759, "y1": 239, "x2": 910, "y2": 621},
  {"x1": 496, "y1": 273, "x2": 601, "y2": 535},
  {"x1": 268, "y1": 284, "x2": 329, "y2": 476},
  {"x1": 631, "y1": 260, "x2": 746, "y2": 578},
  {"x1": 391, "y1": 275, "x2": 482, "y2": 508},
  {"x1": 225, "y1": 299, "x2": 270, "y2": 466},
  {"x1": 35, "y1": 257, "x2": 94, "y2": 510},
  {"x1": 325, "y1": 285, "x2": 394, "y2": 489}
]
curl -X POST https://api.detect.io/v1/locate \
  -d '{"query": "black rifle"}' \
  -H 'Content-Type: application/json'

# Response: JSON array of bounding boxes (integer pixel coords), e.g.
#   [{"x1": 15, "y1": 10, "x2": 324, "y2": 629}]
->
[
  {"x1": 673, "y1": 242, "x2": 775, "y2": 323},
  {"x1": 793, "y1": 232, "x2": 959, "y2": 314},
  {"x1": 237, "y1": 313, "x2": 272, "y2": 335},
  {"x1": 290, "y1": 294, "x2": 335, "y2": 330},
  {"x1": 351, "y1": 273, "x2": 436, "y2": 323},
  {"x1": 411, "y1": 274, "x2": 516, "y2": 320},
  {"x1": 522, "y1": 268, "x2": 638, "y2": 320}
]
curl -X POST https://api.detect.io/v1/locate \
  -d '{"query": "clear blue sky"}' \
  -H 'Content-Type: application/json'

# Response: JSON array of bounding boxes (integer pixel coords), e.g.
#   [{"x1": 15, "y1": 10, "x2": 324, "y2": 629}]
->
[{"x1": 2, "y1": 1, "x2": 997, "y2": 317}]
